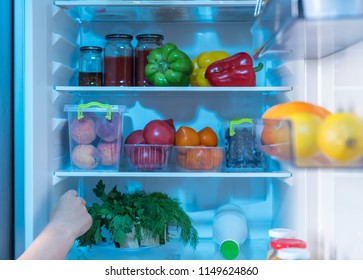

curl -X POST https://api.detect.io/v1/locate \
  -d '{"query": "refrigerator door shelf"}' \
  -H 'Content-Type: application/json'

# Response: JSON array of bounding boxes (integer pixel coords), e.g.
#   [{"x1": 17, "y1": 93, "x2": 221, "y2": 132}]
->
[
  {"x1": 252, "y1": 0, "x2": 363, "y2": 59},
  {"x1": 55, "y1": 0, "x2": 257, "y2": 23},
  {"x1": 258, "y1": 118, "x2": 363, "y2": 169}
]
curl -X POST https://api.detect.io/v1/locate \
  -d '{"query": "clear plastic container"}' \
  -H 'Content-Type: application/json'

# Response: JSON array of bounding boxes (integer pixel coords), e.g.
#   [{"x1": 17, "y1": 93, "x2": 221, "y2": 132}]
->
[
  {"x1": 268, "y1": 238, "x2": 307, "y2": 260},
  {"x1": 267, "y1": 228, "x2": 296, "y2": 259},
  {"x1": 64, "y1": 102, "x2": 126, "y2": 171},
  {"x1": 212, "y1": 204, "x2": 248, "y2": 260},
  {"x1": 78, "y1": 46, "x2": 103, "y2": 86},
  {"x1": 174, "y1": 146, "x2": 224, "y2": 172},
  {"x1": 124, "y1": 144, "x2": 173, "y2": 172},
  {"x1": 104, "y1": 34, "x2": 133, "y2": 86},
  {"x1": 224, "y1": 118, "x2": 266, "y2": 171}
]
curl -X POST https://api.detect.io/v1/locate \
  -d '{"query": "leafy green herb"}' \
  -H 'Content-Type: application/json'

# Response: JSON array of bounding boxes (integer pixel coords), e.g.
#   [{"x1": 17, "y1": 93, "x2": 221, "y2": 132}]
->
[{"x1": 77, "y1": 180, "x2": 199, "y2": 250}]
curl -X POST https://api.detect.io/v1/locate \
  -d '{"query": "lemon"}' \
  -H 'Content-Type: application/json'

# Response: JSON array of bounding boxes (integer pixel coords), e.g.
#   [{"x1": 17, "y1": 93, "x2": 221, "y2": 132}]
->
[
  {"x1": 287, "y1": 112, "x2": 322, "y2": 158},
  {"x1": 317, "y1": 113, "x2": 363, "y2": 163}
]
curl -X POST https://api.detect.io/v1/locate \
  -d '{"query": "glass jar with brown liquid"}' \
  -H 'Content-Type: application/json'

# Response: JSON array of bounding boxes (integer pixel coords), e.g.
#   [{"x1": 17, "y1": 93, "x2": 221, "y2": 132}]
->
[{"x1": 78, "y1": 46, "x2": 103, "y2": 86}]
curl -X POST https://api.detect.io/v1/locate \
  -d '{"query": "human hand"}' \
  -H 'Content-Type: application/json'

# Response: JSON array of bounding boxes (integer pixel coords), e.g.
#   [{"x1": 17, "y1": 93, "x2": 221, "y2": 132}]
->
[{"x1": 48, "y1": 189, "x2": 92, "y2": 240}]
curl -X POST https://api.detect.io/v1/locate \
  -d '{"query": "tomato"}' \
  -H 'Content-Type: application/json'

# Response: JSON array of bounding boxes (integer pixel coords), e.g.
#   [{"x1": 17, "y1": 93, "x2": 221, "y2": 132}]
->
[
  {"x1": 198, "y1": 127, "x2": 218, "y2": 146},
  {"x1": 163, "y1": 118, "x2": 176, "y2": 132},
  {"x1": 175, "y1": 126, "x2": 200, "y2": 146},
  {"x1": 143, "y1": 120, "x2": 175, "y2": 145},
  {"x1": 125, "y1": 130, "x2": 146, "y2": 144}
]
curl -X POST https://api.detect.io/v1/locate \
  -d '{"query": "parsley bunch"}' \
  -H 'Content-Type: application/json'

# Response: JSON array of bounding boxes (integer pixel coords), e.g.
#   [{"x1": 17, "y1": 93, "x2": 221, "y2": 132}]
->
[{"x1": 77, "y1": 180, "x2": 199, "y2": 250}]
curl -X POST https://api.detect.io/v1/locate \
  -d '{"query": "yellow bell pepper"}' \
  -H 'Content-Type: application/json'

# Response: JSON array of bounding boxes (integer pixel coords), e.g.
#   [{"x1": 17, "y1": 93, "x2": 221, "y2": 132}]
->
[{"x1": 190, "y1": 51, "x2": 229, "y2": 86}]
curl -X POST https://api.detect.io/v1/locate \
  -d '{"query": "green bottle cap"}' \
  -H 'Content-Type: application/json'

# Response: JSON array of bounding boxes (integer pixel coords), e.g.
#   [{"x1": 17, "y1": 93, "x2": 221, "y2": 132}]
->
[{"x1": 220, "y1": 240, "x2": 239, "y2": 260}]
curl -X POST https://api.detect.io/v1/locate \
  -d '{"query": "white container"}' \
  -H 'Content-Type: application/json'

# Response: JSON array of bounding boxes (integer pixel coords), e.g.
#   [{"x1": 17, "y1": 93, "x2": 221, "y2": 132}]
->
[
  {"x1": 276, "y1": 248, "x2": 311, "y2": 260},
  {"x1": 267, "y1": 228, "x2": 296, "y2": 259},
  {"x1": 268, "y1": 228, "x2": 296, "y2": 239},
  {"x1": 212, "y1": 204, "x2": 248, "y2": 260}
]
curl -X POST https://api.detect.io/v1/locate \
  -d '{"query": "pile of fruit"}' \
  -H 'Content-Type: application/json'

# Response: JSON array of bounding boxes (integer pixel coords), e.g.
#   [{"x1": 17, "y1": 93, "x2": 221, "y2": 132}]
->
[
  {"x1": 70, "y1": 112, "x2": 122, "y2": 170},
  {"x1": 124, "y1": 122, "x2": 224, "y2": 171},
  {"x1": 174, "y1": 126, "x2": 224, "y2": 171},
  {"x1": 124, "y1": 119, "x2": 175, "y2": 171},
  {"x1": 262, "y1": 101, "x2": 363, "y2": 165}
]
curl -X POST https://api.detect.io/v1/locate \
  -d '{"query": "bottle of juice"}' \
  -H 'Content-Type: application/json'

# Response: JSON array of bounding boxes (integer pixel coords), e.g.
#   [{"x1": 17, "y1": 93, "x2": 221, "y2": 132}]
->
[{"x1": 212, "y1": 204, "x2": 248, "y2": 260}]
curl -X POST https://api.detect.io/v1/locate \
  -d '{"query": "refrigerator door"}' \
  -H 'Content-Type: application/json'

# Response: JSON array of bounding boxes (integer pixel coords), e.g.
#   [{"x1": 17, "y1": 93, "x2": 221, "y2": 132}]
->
[{"x1": 0, "y1": 0, "x2": 14, "y2": 260}]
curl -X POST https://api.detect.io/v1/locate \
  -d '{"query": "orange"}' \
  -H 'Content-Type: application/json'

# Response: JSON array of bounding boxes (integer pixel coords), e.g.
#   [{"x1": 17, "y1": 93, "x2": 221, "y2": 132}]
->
[
  {"x1": 175, "y1": 126, "x2": 200, "y2": 146},
  {"x1": 262, "y1": 101, "x2": 331, "y2": 120},
  {"x1": 198, "y1": 127, "x2": 218, "y2": 147}
]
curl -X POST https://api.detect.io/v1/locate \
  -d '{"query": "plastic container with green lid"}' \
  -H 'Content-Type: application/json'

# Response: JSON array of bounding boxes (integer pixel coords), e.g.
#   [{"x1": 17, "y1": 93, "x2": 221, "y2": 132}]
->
[
  {"x1": 64, "y1": 102, "x2": 127, "y2": 172},
  {"x1": 224, "y1": 118, "x2": 266, "y2": 171}
]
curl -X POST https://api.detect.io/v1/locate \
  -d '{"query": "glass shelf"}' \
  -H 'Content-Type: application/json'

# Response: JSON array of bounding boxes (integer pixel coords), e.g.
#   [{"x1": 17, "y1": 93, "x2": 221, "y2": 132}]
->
[
  {"x1": 54, "y1": 0, "x2": 258, "y2": 22},
  {"x1": 55, "y1": 86, "x2": 293, "y2": 96},
  {"x1": 252, "y1": 0, "x2": 363, "y2": 59},
  {"x1": 54, "y1": 170, "x2": 292, "y2": 178}
]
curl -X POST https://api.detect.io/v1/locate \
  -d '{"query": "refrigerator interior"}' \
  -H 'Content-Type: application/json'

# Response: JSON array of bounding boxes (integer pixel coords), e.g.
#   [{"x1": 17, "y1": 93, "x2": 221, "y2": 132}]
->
[{"x1": 16, "y1": 0, "x2": 363, "y2": 260}]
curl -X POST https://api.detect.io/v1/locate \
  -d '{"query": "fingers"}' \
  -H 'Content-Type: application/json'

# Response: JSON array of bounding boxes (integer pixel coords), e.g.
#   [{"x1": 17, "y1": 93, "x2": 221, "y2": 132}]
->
[
  {"x1": 65, "y1": 189, "x2": 78, "y2": 197},
  {"x1": 63, "y1": 190, "x2": 87, "y2": 205},
  {"x1": 79, "y1": 197, "x2": 86, "y2": 206}
]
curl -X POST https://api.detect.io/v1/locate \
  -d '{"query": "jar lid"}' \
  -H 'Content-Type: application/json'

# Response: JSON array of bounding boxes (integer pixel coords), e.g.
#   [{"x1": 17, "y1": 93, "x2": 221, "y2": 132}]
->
[
  {"x1": 277, "y1": 248, "x2": 311, "y2": 260},
  {"x1": 220, "y1": 240, "x2": 239, "y2": 260},
  {"x1": 105, "y1": 34, "x2": 133, "y2": 40},
  {"x1": 80, "y1": 46, "x2": 102, "y2": 52},
  {"x1": 268, "y1": 228, "x2": 296, "y2": 239},
  {"x1": 136, "y1": 34, "x2": 164, "y2": 40},
  {"x1": 270, "y1": 238, "x2": 307, "y2": 250}
]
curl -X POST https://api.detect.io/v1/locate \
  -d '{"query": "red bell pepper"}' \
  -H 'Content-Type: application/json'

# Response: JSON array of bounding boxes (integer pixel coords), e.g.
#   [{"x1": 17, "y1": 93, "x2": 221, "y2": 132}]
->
[{"x1": 205, "y1": 52, "x2": 263, "y2": 86}]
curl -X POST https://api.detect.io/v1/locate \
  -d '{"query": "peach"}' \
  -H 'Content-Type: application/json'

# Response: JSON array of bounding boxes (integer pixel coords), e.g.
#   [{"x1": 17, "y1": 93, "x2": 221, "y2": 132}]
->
[
  {"x1": 95, "y1": 113, "x2": 121, "y2": 142},
  {"x1": 71, "y1": 144, "x2": 100, "y2": 169},
  {"x1": 70, "y1": 116, "x2": 97, "y2": 144},
  {"x1": 97, "y1": 141, "x2": 120, "y2": 166}
]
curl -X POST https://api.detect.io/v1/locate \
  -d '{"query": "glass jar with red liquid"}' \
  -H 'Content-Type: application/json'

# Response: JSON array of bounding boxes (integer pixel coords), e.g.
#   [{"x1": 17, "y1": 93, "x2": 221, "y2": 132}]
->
[
  {"x1": 135, "y1": 34, "x2": 164, "y2": 86},
  {"x1": 104, "y1": 34, "x2": 133, "y2": 86}
]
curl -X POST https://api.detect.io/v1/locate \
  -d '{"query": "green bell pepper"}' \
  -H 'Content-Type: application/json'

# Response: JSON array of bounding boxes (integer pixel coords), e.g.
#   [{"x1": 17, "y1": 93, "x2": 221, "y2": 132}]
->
[{"x1": 145, "y1": 43, "x2": 193, "y2": 86}]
